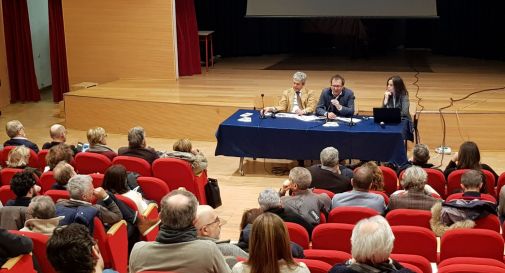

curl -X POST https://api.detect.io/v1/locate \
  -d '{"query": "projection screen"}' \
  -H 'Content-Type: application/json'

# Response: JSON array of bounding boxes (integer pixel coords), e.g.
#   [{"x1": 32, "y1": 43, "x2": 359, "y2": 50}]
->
[{"x1": 246, "y1": 0, "x2": 438, "y2": 18}]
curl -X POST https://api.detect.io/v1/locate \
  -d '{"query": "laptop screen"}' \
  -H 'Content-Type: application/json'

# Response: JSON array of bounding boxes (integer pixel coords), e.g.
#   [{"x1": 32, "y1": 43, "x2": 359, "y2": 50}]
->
[{"x1": 373, "y1": 108, "x2": 401, "y2": 124}]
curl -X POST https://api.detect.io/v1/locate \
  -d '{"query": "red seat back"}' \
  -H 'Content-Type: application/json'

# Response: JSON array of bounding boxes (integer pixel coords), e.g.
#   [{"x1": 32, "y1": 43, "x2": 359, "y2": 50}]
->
[
  {"x1": 438, "y1": 264, "x2": 505, "y2": 273},
  {"x1": 313, "y1": 188, "x2": 335, "y2": 199},
  {"x1": 0, "y1": 253, "x2": 36, "y2": 273},
  {"x1": 37, "y1": 149, "x2": 49, "y2": 171},
  {"x1": 114, "y1": 194, "x2": 139, "y2": 212},
  {"x1": 137, "y1": 177, "x2": 170, "y2": 205},
  {"x1": 312, "y1": 223, "x2": 353, "y2": 253},
  {"x1": 328, "y1": 206, "x2": 378, "y2": 224},
  {"x1": 303, "y1": 249, "x2": 351, "y2": 266},
  {"x1": 294, "y1": 259, "x2": 332, "y2": 273},
  {"x1": 370, "y1": 190, "x2": 390, "y2": 205},
  {"x1": 44, "y1": 190, "x2": 70, "y2": 203},
  {"x1": 390, "y1": 254, "x2": 432, "y2": 273},
  {"x1": 9, "y1": 230, "x2": 56, "y2": 273},
  {"x1": 424, "y1": 168, "x2": 447, "y2": 198},
  {"x1": 39, "y1": 171, "x2": 56, "y2": 193},
  {"x1": 0, "y1": 146, "x2": 39, "y2": 169},
  {"x1": 0, "y1": 185, "x2": 15, "y2": 205},
  {"x1": 285, "y1": 222, "x2": 310, "y2": 249},
  {"x1": 0, "y1": 168, "x2": 23, "y2": 186},
  {"x1": 391, "y1": 226, "x2": 437, "y2": 262},
  {"x1": 379, "y1": 166, "x2": 398, "y2": 195},
  {"x1": 439, "y1": 257, "x2": 505, "y2": 270},
  {"x1": 497, "y1": 172, "x2": 505, "y2": 197},
  {"x1": 89, "y1": 173, "x2": 104, "y2": 188},
  {"x1": 152, "y1": 158, "x2": 207, "y2": 204},
  {"x1": 112, "y1": 156, "x2": 152, "y2": 177},
  {"x1": 440, "y1": 228, "x2": 504, "y2": 262},
  {"x1": 75, "y1": 152, "x2": 112, "y2": 174},
  {"x1": 473, "y1": 214, "x2": 500, "y2": 233},
  {"x1": 386, "y1": 209, "x2": 432, "y2": 229}
]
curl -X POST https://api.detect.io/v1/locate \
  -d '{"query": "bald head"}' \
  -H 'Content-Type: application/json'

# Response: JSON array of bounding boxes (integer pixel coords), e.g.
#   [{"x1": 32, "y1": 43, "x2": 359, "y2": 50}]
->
[
  {"x1": 194, "y1": 205, "x2": 222, "y2": 239},
  {"x1": 160, "y1": 190, "x2": 198, "y2": 230},
  {"x1": 50, "y1": 124, "x2": 66, "y2": 142},
  {"x1": 352, "y1": 166, "x2": 374, "y2": 191}
]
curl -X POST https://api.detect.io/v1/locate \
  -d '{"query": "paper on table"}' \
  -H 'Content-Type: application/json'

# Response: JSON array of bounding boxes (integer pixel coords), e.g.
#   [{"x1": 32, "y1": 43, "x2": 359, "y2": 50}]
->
[
  {"x1": 238, "y1": 117, "x2": 252, "y2": 122},
  {"x1": 240, "y1": 112, "x2": 253, "y2": 117},
  {"x1": 323, "y1": 122, "x2": 339, "y2": 127},
  {"x1": 336, "y1": 117, "x2": 362, "y2": 123}
]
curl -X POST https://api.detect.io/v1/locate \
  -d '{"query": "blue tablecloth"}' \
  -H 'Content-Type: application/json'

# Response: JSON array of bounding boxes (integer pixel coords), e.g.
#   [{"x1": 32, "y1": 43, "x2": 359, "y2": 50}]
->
[{"x1": 215, "y1": 110, "x2": 413, "y2": 167}]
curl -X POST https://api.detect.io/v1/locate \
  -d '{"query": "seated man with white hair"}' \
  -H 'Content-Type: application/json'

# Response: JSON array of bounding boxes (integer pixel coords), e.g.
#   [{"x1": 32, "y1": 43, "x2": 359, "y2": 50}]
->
[
  {"x1": 281, "y1": 167, "x2": 331, "y2": 226},
  {"x1": 42, "y1": 124, "x2": 78, "y2": 154},
  {"x1": 308, "y1": 147, "x2": 353, "y2": 193},
  {"x1": 21, "y1": 196, "x2": 63, "y2": 236},
  {"x1": 262, "y1": 71, "x2": 317, "y2": 116},
  {"x1": 195, "y1": 205, "x2": 248, "y2": 267},
  {"x1": 329, "y1": 216, "x2": 414, "y2": 273},
  {"x1": 388, "y1": 166, "x2": 440, "y2": 211},
  {"x1": 3, "y1": 120, "x2": 39, "y2": 153}
]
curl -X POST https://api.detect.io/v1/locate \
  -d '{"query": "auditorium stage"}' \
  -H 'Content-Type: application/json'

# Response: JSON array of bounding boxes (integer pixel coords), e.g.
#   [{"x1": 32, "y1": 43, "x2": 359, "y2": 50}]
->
[{"x1": 64, "y1": 54, "x2": 505, "y2": 149}]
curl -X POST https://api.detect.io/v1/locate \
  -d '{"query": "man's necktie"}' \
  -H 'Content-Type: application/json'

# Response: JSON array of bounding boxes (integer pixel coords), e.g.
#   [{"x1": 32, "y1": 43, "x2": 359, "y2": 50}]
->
[{"x1": 296, "y1": 91, "x2": 303, "y2": 110}]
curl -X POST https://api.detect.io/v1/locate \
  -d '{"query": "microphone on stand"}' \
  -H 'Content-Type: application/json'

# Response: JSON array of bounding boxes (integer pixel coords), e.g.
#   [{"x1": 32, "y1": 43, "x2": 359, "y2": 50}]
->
[
  {"x1": 325, "y1": 111, "x2": 329, "y2": 123},
  {"x1": 349, "y1": 115, "x2": 356, "y2": 127},
  {"x1": 259, "y1": 93, "x2": 266, "y2": 119}
]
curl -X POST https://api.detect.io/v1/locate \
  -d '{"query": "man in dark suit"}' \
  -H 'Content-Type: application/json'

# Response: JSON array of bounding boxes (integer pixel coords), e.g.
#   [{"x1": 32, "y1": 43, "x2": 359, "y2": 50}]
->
[
  {"x1": 316, "y1": 74, "x2": 355, "y2": 118},
  {"x1": 118, "y1": 127, "x2": 159, "y2": 164},
  {"x1": 307, "y1": 147, "x2": 352, "y2": 193},
  {"x1": 3, "y1": 120, "x2": 39, "y2": 153}
]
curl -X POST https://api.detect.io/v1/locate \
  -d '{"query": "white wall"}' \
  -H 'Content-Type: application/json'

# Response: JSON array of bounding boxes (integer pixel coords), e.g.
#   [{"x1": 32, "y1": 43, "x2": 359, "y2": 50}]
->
[{"x1": 27, "y1": 0, "x2": 52, "y2": 89}]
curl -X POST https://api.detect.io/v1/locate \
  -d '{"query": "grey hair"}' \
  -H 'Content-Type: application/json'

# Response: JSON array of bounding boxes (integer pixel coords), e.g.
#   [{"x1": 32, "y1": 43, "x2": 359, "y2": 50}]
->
[
  {"x1": 413, "y1": 144, "x2": 430, "y2": 164},
  {"x1": 49, "y1": 124, "x2": 66, "y2": 139},
  {"x1": 160, "y1": 190, "x2": 199, "y2": 230},
  {"x1": 67, "y1": 175, "x2": 93, "y2": 200},
  {"x1": 461, "y1": 169, "x2": 483, "y2": 189},
  {"x1": 258, "y1": 188, "x2": 281, "y2": 210},
  {"x1": 320, "y1": 147, "x2": 339, "y2": 168},
  {"x1": 28, "y1": 195, "x2": 56, "y2": 219},
  {"x1": 128, "y1": 126, "x2": 145, "y2": 148},
  {"x1": 351, "y1": 216, "x2": 394, "y2": 264},
  {"x1": 6, "y1": 120, "x2": 23, "y2": 138},
  {"x1": 293, "y1": 71, "x2": 307, "y2": 83},
  {"x1": 400, "y1": 166, "x2": 427, "y2": 192},
  {"x1": 289, "y1": 167, "x2": 312, "y2": 190}
]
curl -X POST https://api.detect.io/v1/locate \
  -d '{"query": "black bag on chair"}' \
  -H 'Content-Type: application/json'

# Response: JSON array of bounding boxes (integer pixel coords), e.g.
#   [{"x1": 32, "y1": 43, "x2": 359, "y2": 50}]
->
[{"x1": 205, "y1": 178, "x2": 222, "y2": 208}]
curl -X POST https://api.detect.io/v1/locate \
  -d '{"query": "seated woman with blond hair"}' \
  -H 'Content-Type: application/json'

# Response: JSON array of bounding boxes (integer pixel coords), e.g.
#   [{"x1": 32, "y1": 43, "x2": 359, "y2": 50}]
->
[
  {"x1": 86, "y1": 127, "x2": 117, "y2": 160},
  {"x1": 232, "y1": 212, "x2": 309, "y2": 273},
  {"x1": 6, "y1": 145, "x2": 41, "y2": 177},
  {"x1": 162, "y1": 138, "x2": 208, "y2": 176}
]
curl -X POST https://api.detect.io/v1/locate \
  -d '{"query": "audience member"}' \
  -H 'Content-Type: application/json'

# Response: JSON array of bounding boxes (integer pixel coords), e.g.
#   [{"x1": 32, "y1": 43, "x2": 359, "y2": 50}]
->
[
  {"x1": 86, "y1": 127, "x2": 117, "y2": 160},
  {"x1": 308, "y1": 147, "x2": 352, "y2": 193},
  {"x1": 281, "y1": 167, "x2": 331, "y2": 226},
  {"x1": 52, "y1": 161, "x2": 76, "y2": 190},
  {"x1": 56, "y1": 175, "x2": 122, "y2": 228},
  {"x1": 329, "y1": 216, "x2": 414, "y2": 273},
  {"x1": 0, "y1": 228, "x2": 33, "y2": 266},
  {"x1": 397, "y1": 144, "x2": 442, "y2": 175},
  {"x1": 232, "y1": 213, "x2": 310, "y2": 273},
  {"x1": 45, "y1": 143, "x2": 74, "y2": 171},
  {"x1": 6, "y1": 171, "x2": 40, "y2": 207},
  {"x1": 47, "y1": 223, "x2": 118, "y2": 273},
  {"x1": 102, "y1": 165, "x2": 148, "y2": 213},
  {"x1": 3, "y1": 120, "x2": 39, "y2": 153},
  {"x1": 21, "y1": 196, "x2": 63, "y2": 235},
  {"x1": 316, "y1": 74, "x2": 355, "y2": 118},
  {"x1": 118, "y1": 126, "x2": 159, "y2": 164},
  {"x1": 382, "y1": 75, "x2": 411, "y2": 120},
  {"x1": 446, "y1": 169, "x2": 496, "y2": 204},
  {"x1": 262, "y1": 71, "x2": 317, "y2": 116},
  {"x1": 332, "y1": 166, "x2": 386, "y2": 214},
  {"x1": 42, "y1": 124, "x2": 78, "y2": 154},
  {"x1": 444, "y1": 141, "x2": 498, "y2": 191},
  {"x1": 195, "y1": 205, "x2": 248, "y2": 267},
  {"x1": 129, "y1": 190, "x2": 231, "y2": 273},
  {"x1": 362, "y1": 161, "x2": 384, "y2": 192},
  {"x1": 162, "y1": 138, "x2": 208, "y2": 176},
  {"x1": 6, "y1": 145, "x2": 41, "y2": 176},
  {"x1": 388, "y1": 166, "x2": 439, "y2": 211}
]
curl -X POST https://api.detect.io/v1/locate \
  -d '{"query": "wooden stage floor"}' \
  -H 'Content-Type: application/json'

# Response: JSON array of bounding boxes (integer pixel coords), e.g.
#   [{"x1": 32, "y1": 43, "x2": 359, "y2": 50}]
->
[{"x1": 65, "y1": 54, "x2": 505, "y2": 149}]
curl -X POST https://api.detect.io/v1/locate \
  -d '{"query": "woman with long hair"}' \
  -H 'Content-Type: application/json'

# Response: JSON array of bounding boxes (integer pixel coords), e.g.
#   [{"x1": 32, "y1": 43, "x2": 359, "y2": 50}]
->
[
  {"x1": 232, "y1": 213, "x2": 309, "y2": 273},
  {"x1": 444, "y1": 141, "x2": 499, "y2": 192},
  {"x1": 382, "y1": 76, "x2": 411, "y2": 120},
  {"x1": 102, "y1": 164, "x2": 148, "y2": 213}
]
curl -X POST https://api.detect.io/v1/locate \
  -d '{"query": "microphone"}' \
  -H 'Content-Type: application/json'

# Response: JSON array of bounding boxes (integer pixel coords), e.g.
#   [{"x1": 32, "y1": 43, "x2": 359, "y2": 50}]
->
[
  {"x1": 259, "y1": 93, "x2": 266, "y2": 119},
  {"x1": 326, "y1": 112, "x2": 329, "y2": 123}
]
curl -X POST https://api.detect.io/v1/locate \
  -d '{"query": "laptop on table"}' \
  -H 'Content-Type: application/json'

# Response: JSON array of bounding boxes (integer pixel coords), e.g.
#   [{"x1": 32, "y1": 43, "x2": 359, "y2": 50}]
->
[{"x1": 373, "y1": 108, "x2": 401, "y2": 124}]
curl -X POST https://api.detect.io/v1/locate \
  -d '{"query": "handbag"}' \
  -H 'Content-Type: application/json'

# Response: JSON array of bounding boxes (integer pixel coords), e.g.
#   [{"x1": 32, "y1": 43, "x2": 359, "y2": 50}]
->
[{"x1": 205, "y1": 178, "x2": 222, "y2": 208}]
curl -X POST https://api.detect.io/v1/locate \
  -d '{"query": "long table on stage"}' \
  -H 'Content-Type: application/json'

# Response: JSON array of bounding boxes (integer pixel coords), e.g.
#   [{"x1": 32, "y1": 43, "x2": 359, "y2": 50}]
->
[{"x1": 215, "y1": 109, "x2": 413, "y2": 175}]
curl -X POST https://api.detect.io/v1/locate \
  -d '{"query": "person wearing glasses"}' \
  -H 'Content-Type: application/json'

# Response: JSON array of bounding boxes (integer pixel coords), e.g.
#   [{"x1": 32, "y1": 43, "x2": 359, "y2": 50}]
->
[
  {"x1": 262, "y1": 71, "x2": 317, "y2": 116},
  {"x1": 316, "y1": 74, "x2": 355, "y2": 118},
  {"x1": 195, "y1": 205, "x2": 248, "y2": 267}
]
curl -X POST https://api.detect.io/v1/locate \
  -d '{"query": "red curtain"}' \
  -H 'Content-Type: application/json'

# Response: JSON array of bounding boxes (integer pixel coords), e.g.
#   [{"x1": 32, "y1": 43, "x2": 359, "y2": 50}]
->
[
  {"x1": 175, "y1": 0, "x2": 201, "y2": 76},
  {"x1": 2, "y1": 0, "x2": 40, "y2": 103},
  {"x1": 48, "y1": 0, "x2": 69, "y2": 102}
]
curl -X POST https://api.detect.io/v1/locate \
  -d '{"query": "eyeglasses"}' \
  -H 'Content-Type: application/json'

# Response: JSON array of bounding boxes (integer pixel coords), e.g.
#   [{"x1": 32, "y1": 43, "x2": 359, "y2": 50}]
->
[
  {"x1": 202, "y1": 216, "x2": 224, "y2": 228},
  {"x1": 331, "y1": 85, "x2": 342, "y2": 88}
]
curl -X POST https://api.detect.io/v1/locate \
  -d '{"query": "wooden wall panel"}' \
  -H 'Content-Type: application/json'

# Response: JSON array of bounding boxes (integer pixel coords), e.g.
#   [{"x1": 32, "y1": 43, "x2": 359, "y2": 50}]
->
[
  {"x1": 0, "y1": 3, "x2": 10, "y2": 107},
  {"x1": 62, "y1": 0, "x2": 177, "y2": 84}
]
